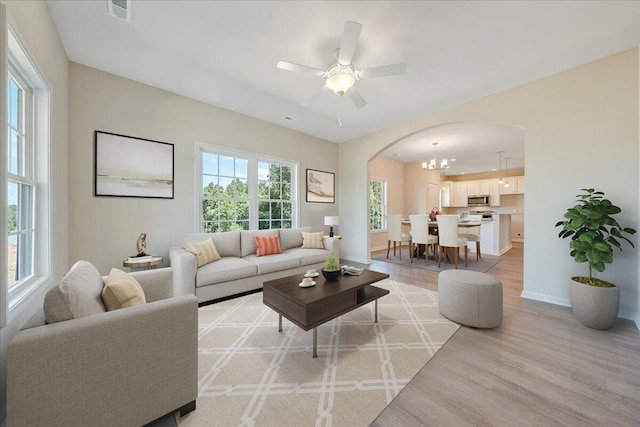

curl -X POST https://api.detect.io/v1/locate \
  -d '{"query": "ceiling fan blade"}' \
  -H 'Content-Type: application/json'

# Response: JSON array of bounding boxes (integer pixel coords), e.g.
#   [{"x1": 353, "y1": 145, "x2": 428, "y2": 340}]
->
[
  {"x1": 358, "y1": 63, "x2": 407, "y2": 79},
  {"x1": 337, "y1": 21, "x2": 362, "y2": 65},
  {"x1": 277, "y1": 61, "x2": 325, "y2": 77},
  {"x1": 301, "y1": 86, "x2": 331, "y2": 107},
  {"x1": 346, "y1": 87, "x2": 367, "y2": 109}
]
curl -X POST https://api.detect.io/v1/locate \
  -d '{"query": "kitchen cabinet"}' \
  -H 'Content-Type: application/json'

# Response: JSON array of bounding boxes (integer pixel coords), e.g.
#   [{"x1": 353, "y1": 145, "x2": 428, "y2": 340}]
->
[
  {"x1": 468, "y1": 179, "x2": 490, "y2": 196},
  {"x1": 453, "y1": 181, "x2": 468, "y2": 207},
  {"x1": 489, "y1": 179, "x2": 501, "y2": 206},
  {"x1": 441, "y1": 181, "x2": 468, "y2": 207},
  {"x1": 441, "y1": 181, "x2": 452, "y2": 207},
  {"x1": 500, "y1": 175, "x2": 524, "y2": 195}
]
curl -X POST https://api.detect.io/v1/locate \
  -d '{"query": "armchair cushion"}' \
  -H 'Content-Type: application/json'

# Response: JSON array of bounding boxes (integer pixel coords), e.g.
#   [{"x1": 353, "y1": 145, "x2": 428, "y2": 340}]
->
[
  {"x1": 102, "y1": 268, "x2": 146, "y2": 311},
  {"x1": 43, "y1": 260, "x2": 106, "y2": 324},
  {"x1": 185, "y1": 238, "x2": 221, "y2": 267}
]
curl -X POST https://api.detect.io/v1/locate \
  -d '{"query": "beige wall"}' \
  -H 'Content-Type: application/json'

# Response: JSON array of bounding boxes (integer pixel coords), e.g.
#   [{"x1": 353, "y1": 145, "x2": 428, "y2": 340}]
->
[
  {"x1": 68, "y1": 63, "x2": 338, "y2": 274},
  {"x1": 369, "y1": 156, "x2": 405, "y2": 251},
  {"x1": 0, "y1": 0, "x2": 69, "y2": 421},
  {"x1": 339, "y1": 48, "x2": 639, "y2": 322}
]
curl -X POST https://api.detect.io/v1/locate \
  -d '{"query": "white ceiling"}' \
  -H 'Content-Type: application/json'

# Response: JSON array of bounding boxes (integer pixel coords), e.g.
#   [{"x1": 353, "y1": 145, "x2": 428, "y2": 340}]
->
[{"x1": 46, "y1": 1, "x2": 639, "y2": 174}]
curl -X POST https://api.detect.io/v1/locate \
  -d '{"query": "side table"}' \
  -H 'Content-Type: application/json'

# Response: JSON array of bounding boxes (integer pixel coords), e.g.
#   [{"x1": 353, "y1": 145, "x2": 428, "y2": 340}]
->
[{"x1": 123, "y1": 256, "x2": 163, "y2": 272}]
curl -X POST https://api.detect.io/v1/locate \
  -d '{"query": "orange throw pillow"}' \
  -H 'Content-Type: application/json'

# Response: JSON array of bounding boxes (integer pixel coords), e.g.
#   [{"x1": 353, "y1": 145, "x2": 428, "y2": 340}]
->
[{"x1": 253, "y1": 235, "x2": 281, "y2": 256}]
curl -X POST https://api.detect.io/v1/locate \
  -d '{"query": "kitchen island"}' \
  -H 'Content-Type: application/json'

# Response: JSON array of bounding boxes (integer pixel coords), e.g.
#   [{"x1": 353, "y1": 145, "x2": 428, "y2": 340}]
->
[{"x1": 468, "y1": 214, "x2": 512, "y2": 256}]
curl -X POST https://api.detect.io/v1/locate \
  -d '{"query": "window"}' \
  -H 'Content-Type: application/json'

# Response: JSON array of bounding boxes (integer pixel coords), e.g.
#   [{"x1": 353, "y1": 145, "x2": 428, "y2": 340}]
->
[
  {"x1": 199, "y1": 145, "x2": 297, "y2": 232},
  {"x1": 2, "y1": 25, "x2": 51, "y2": 322},
  {"x1": 7, "y1": 71, "x2": 35, "y2": 288},
  {"x1": 369, "y1": 178, "x2": 386, "y2": 231}
]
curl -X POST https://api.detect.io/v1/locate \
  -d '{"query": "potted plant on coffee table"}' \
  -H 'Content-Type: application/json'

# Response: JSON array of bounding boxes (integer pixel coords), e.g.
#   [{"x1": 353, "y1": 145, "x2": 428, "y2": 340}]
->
[
  {"x1": 555, "y1": 188, "x2": 636, "y2": 330},
  {"x1": 322, "y1": 255, "x2": 341, "y2": 281}
]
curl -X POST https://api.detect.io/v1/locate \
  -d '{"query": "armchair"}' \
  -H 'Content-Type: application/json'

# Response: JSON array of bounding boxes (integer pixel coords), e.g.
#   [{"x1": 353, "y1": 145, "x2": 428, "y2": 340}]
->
[{"x1": 7, "y1": 263, "x2": 198, "y2": 427}]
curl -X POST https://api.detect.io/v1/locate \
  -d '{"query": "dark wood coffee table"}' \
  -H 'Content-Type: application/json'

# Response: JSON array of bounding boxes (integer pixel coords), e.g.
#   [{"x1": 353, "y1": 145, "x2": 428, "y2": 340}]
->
[{"x1": 263, "y1": 269, "x2": 390, "y2": 358}]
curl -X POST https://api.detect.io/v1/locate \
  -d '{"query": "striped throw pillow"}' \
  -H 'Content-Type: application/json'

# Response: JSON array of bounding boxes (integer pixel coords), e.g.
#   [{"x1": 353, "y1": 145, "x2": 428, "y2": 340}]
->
[
  {"x1": 101, "y1": 268, "x2": 146, "y2": 311},
  {"x1": 253, "y1": 235, "x2": 281, "y2": 257},
  {"x1": 301, "y1": 231, "x2": 325, "y2": 249},
  {"x1": 185, "y1": 238, "x2": 221, "y2": 267}
]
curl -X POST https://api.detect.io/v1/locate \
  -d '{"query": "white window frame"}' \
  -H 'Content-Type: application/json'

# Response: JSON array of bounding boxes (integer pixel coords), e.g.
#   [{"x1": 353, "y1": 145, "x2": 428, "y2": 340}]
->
[
  {"x1": 2, "y1": 20, "x2": 52, "y2": 325},
  {"x1": 195, "y1": 142, "x2": 299, "y2": 231},
  {"x1": 369, "y1": 177, "x2": 387, "y2": 232}
]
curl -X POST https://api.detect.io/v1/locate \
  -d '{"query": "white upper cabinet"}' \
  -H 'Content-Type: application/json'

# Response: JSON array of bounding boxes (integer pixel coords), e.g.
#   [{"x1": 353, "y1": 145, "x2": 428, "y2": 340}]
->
[
  {"x1": 500, "y1": 175, "x2": 525, "y2": 194},
  {"x1": 467, "y1": 179, "x2": 490, "y2": 196},
  {"x1": 454, "y1": 181, "x2": 468, "y2": 207}
]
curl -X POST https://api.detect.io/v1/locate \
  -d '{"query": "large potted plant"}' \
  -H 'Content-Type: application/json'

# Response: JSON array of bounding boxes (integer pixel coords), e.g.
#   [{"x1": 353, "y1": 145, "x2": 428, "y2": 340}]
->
[{"x1": 555, "y1": 188, "x2": 636, "y2": 329}]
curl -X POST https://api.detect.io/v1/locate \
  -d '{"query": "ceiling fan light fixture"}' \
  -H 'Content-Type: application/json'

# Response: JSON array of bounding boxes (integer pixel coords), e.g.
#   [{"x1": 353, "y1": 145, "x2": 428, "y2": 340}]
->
[{"x1": 325, "y1": 70, "x2": 355, "y2": 95}]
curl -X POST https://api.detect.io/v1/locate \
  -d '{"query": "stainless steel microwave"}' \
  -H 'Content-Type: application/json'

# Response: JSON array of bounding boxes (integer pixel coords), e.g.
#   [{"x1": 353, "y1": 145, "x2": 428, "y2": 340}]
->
[{"x1": 468, "y1": 195, "x2": 490, "y2": 206}]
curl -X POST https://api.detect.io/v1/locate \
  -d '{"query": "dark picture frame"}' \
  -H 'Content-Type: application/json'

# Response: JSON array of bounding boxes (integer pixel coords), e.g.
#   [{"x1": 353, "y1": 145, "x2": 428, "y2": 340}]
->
[
  {"x1": 306, "y1": 169, "x2": 335, "y2": 203},
  {"x1": 94, "y1": 130, "x2": 174, "y2": 199}
]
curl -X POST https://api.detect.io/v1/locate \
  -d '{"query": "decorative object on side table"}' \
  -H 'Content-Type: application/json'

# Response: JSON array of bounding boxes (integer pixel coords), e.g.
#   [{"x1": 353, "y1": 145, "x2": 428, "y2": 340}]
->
[
  {"x1": 135, "y1": 232, "x2": 147, "y2": 257},
  {"x1": 555, "y1": 188, "x2": 636, "y2": 330},
  {"x1": 322, "y1": 255, "x2": 341, "y2": 281},
  {"x1": 324, "y1": 216, "x2": 339, "y2": 237}
]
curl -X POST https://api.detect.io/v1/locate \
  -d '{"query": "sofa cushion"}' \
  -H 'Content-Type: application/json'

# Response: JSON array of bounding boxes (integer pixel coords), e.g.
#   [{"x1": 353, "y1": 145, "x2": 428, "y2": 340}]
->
[
  {"x1": 254, "y1": 235, "x2": 282, "y2": 257},
  {"x1": 241, "y1": 229, "x2": 278, "y2": 257},
  {"x1": 301, "y1": 231, "x2": 325, "y2": 249},
  {"x1": 243, "y1": 253, "x2": 300, "y2": 275},
  {"x1": 279, "y1": 227, "x2": 311, "y2": 250},
  {"x1": 184, "y1": 231, "x2": 241, "y2": 258},
  {"x1": 43, "y1": 260, "x2": 107, "y2": 324},
  {"x1": 101, "y1": 268, "x2": 146, "y2": 311},
  {"x1": 195, "y1": 257, "x2": 257, "y2": 287},
  {"x1": 184, "y1": 238, "x2": 221, "y2": 267},
  {"x1": 283, "y1": 247, "x2": 332, "y2": 266}
]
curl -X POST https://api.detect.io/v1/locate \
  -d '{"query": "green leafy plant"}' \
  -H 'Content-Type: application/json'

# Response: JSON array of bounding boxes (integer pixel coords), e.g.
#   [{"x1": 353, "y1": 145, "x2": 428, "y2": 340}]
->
[
  {"x1": 555, "y1": 188, "x2": 636, "y2": 287},
  {"x1": 324, "y1": 255, "x2": 340, "y2": 272}
]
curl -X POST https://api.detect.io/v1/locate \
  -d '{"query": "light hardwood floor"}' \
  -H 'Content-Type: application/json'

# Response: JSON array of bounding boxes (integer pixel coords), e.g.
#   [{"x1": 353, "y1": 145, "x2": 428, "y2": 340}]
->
[{"x1": 366, "y1": 243, "x2": 640, "y2": 426}]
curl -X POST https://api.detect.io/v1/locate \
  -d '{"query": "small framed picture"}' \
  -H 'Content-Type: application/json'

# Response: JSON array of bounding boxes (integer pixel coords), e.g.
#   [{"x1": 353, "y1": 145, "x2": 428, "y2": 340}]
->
[
  {"x1": 306, "y1": 169, "x2": 335, "y2": 203},
  {"x1": 94, "y1": 131, "x2": 174, "y2": 199}
]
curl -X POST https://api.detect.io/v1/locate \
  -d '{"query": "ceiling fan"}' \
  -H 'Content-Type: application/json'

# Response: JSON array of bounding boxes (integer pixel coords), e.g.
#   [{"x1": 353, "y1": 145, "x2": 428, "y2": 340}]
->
[{"x1": 276, "y1": 21, "x2": 407, "y2": 109}]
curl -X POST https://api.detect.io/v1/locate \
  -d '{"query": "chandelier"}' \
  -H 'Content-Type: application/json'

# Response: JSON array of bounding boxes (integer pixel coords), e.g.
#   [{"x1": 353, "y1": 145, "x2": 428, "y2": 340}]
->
[{"x1": 422, "y1": 142, "x2": 448, "y2": 170}]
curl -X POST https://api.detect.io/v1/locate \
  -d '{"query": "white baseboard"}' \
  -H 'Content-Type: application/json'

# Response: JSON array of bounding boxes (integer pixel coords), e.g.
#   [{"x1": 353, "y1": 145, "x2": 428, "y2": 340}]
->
[
  {"x1": 522, "y1": 291, "x2": 640, "y2": 330},
  {"x1": 520, "y1": 291, "x2": 570, "y2": 307},
  {"x1": 341, "y1": 256, "x2": 371, "y2": 265}
]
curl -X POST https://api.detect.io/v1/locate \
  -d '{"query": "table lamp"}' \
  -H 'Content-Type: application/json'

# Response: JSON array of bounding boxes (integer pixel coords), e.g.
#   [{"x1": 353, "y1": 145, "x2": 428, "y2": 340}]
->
[{"x1": 324, "y1": 216, "x2": 339, "y2": 237}]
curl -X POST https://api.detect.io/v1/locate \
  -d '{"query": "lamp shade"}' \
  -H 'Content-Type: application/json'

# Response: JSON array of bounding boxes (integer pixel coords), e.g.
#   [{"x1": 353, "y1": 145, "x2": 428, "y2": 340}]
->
[{"x1": 324, "y1": 216, "x2": 339, "y2": 226}]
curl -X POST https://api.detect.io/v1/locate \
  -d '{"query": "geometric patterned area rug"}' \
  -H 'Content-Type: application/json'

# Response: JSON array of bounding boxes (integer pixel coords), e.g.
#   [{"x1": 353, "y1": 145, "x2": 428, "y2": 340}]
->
[
  {"x1": 178, "y1": 280, "x2": 459, "y2": 427},
  {"x1": 371, "y1": 249, "x2": 500, "y2": 273}
]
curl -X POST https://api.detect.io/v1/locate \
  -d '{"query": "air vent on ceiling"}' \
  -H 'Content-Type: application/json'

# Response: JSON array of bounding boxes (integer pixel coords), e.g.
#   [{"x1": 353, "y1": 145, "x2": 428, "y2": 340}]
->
[{"x1": 107, "y1": 0, "x2": 130, "y2": 22}]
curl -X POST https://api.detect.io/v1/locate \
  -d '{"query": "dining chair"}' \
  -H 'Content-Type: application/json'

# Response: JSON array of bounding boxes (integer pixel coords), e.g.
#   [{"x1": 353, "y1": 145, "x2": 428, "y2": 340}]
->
[
  {"x1": 459, "y1": 214, "x2": 482, "y2": 261},
  {"x1": 409, "y1": 214, "x2": 438, "y2": 265},
  {"x1": 436, "y1": 214, "x2": 468, "y2": 268},
  {"x1": 386, "y1": 214, "x2": 412, "y2": 261}
]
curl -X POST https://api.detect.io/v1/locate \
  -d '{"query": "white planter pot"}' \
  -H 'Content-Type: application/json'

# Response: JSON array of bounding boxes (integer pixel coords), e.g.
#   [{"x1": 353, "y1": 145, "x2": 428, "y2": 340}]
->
[{"x1": 569, "y1": 278, "x2": 619, "y2": 330}]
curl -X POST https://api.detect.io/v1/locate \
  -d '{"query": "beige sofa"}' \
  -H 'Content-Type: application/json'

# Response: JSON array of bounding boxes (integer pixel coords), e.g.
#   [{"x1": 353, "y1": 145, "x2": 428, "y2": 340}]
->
[
  {"x1": 7, "y1": 261, "x2": 198, "y2": 427},
  {"x1": 170, "y1": 227, "x2": 338, "y2": 304}
]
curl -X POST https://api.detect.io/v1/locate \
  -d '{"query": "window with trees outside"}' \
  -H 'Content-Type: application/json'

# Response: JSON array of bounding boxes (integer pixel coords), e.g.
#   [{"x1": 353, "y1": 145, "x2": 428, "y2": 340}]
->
[
  {"x1": 3, "y1": 23, "x2": 51, "y2": 323},
  {"x1": 7, "y1": 71, "x2": 34, "y2": 289},
  {"x1": 200, "y1": 146, "x2": 297, "y2": 232},
  {"x1": 369, "y1": 178, "x2": 386, "y2": 231}
]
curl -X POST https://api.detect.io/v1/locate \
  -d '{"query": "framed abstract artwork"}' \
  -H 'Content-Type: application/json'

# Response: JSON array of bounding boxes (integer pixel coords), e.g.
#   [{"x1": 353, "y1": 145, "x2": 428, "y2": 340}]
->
[
  {"x1": 94, "y1": 131, "x2": 174, "y2": 199},
  {"x1": 306, "y1": 169, "x2": 335, "y2": 203}
]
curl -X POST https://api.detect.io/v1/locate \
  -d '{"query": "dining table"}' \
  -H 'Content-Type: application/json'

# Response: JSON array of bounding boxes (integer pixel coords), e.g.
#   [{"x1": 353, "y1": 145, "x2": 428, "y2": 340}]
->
[{"x1": 401, "y1": 218, "x2": 482, "y2": 263}]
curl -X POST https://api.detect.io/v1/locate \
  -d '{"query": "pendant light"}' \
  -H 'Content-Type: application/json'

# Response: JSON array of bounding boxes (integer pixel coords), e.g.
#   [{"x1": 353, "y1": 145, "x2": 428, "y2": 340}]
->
[
  {"x1": 497, "y1": 151, "x2": 504, "y2": 184},
  {"x1": 504, "y1": 157, "x2": 510, "y2": 188}
]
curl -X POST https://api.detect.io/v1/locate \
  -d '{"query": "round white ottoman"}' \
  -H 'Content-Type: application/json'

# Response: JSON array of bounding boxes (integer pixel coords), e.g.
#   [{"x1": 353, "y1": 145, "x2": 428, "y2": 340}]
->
[{"x1": 438, "y1": 270, "x2": 503, "y2": 328}]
